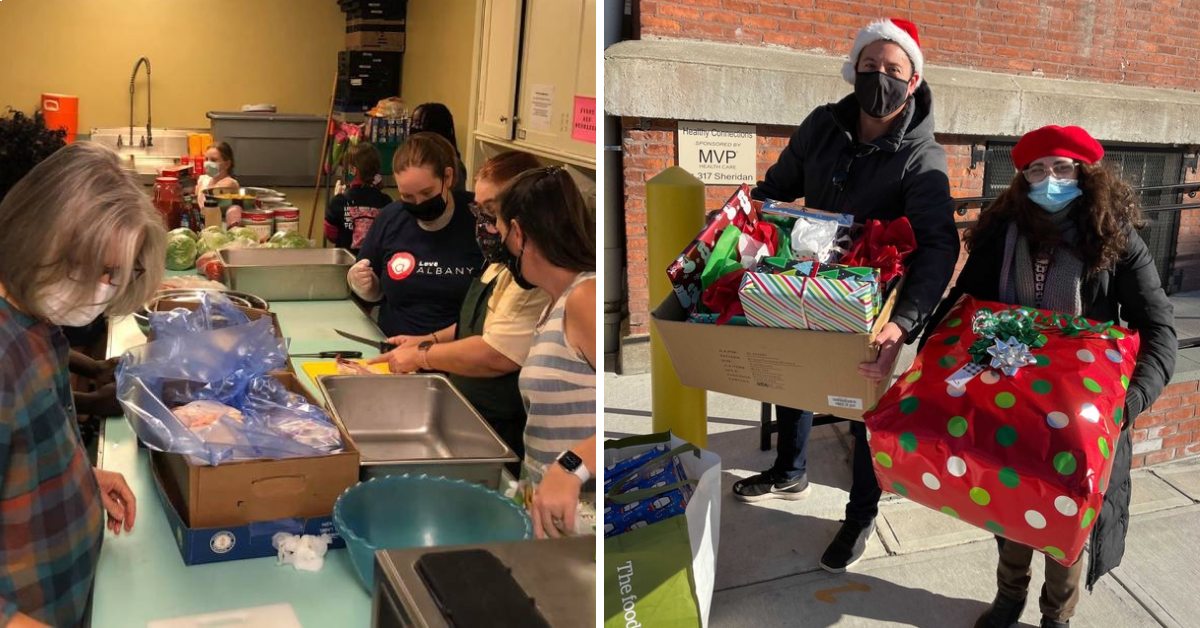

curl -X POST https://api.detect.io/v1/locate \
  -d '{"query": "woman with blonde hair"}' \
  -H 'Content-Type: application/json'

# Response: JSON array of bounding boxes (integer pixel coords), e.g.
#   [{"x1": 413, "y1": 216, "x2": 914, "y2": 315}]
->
[{"x1": 0, "y1": 142, "x2": 166, "y2": 627}]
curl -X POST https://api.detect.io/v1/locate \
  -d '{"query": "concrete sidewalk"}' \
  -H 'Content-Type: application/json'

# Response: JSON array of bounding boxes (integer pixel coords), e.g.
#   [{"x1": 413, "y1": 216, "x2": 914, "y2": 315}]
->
[{"x1": 605, "y1": 372, "x2": 1200, "y2": 628}]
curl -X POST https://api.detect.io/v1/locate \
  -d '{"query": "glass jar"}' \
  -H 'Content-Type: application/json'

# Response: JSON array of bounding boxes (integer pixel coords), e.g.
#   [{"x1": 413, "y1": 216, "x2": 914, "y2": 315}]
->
[{"x1": 152, "y1": 176, "x2": 183, "y2": 229}]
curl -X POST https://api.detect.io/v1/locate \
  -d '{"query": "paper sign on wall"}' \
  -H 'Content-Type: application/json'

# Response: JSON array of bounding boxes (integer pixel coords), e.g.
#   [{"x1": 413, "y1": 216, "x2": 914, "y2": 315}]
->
[
  {"x1": 677, "y1": 121, "x2": 757, "y2": 185},
  {"x1": 571, "y1": 96, "x2": 596, "y2": 143},
  {"x1": 529, "y1": 84, "x2": 555, "y2": 131}
]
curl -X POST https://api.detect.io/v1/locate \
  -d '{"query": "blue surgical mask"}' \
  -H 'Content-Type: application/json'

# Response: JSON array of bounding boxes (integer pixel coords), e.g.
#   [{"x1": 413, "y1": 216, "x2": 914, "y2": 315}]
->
[
  {"x1": 204, "y1": 160, "x2": 220, "y2": 178},
  {"x1": 1028, "y1": 176, "x2": 1081, "y2": 213}
]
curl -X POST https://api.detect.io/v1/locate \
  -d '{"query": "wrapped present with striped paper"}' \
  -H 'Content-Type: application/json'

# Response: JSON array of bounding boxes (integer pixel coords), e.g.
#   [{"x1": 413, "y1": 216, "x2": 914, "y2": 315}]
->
[{"x1": 738, "y1": 266, "x2": 881, "y2": 333}]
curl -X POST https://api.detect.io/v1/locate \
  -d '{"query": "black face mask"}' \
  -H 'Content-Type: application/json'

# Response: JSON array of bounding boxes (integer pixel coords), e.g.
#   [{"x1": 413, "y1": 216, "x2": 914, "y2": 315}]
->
[
  {"x1": 854, "y1": 71, "x2": 911, "y2": 119},
  {"x1": 497, "y1": 228, "x2": 536, "y2": 290},
  {"x1": 475, "y1": 214, "x2": 504, "y2": 263},
  {"x1": 403, "y1": 182, "x2": 448, "y2": 221}
]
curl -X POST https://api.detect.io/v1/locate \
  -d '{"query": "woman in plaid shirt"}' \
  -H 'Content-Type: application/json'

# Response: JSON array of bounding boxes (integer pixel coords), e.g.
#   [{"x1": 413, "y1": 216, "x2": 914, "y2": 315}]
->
[{"x1": 1, "y1": 143, "x2": 166, "y2": 627}]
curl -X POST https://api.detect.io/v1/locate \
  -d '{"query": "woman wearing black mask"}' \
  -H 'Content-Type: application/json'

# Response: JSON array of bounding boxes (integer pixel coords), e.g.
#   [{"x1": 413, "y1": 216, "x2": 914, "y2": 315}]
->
[
  {"x1": 367, "y1": 151, "x2": 550, "y2": 461},
  {"x1": 495, "y1": 167, "x2": 597, "y2": 539},
  {"x1": 348, "y1": 132, "x2": 482, "y2": 338}
]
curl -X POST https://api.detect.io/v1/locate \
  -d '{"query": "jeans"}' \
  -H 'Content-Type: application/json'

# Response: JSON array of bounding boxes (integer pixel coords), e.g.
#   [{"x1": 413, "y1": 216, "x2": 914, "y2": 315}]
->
[{"x1": 771, "y1": 405, "x2": 882, "y2": 522}]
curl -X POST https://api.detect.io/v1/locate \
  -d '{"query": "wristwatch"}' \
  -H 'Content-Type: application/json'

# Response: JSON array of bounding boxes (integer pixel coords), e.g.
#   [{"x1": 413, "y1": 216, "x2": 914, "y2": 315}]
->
[
  {"x1": 555, "y1": 450, "x2": 591, "y2": 483},
  {"x1": 417, "y1": 340, "x2": 434, "y2": 371}
]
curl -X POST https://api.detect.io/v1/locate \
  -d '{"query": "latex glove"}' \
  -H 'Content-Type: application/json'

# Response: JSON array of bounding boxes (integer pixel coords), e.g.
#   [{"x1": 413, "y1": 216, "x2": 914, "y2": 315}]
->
[
  {"x1": 347, "y1": 259, "x2": 379, "y2": 299},
  {"x1": 95, "y1": 469, "x2": 137, "y2": 535},
  {"x1": 858, "y1": 322, "x2": 906, "y2": 382},
  {"x1": 530, "y1": 464, "x2": 583, "y2": 539}
]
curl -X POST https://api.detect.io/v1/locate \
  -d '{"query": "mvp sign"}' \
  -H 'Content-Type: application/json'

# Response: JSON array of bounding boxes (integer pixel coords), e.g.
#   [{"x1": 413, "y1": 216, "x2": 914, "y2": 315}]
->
[{"x1": 677, "y1": 121, "x2": 757, "y2": 185}]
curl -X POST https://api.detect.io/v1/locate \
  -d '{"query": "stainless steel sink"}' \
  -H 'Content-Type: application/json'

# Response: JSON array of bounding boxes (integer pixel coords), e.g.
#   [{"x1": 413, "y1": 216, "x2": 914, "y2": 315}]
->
[{"x1": 317, "y1": 374, "x2": 519, "y2": 488}]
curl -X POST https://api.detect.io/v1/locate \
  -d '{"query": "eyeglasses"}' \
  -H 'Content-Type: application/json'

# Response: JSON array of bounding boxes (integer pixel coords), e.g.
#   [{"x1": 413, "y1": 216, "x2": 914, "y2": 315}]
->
[
  {"x1": 469, "y1": 202, "x2": 500, "y2": 233},
  {"x1": 1022, "y1": 161, "x2": 1078, "y2": 183}
]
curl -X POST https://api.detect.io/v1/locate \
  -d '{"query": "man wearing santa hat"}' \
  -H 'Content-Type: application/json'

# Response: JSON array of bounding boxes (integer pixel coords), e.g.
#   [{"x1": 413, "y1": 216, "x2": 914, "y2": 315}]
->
[{"x1": 734, "y1": 17, "x2": 960, "y2": 573}]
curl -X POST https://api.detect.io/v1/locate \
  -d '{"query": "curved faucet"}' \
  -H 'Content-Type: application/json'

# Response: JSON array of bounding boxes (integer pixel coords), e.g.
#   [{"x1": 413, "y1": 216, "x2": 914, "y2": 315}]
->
[{"x1": 129, "y1": 57, "x2": 152, "y2": 148}]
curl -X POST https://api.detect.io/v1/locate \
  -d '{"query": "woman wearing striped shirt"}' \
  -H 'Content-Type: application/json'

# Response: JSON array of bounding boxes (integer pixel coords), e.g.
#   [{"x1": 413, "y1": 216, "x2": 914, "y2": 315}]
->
[{"x1": 495, "y1": 167, "x2": 596, "y2": 539}]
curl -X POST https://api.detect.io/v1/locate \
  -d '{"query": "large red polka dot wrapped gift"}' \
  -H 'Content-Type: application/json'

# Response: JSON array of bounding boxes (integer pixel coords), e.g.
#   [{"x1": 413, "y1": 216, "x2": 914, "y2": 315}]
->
[{"x1": 863, "y1": 296, "x2": 1140, "y2": 565}]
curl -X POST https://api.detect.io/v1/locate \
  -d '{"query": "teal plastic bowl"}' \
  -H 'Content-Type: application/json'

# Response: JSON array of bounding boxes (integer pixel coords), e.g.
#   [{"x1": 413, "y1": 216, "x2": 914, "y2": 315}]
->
[{"x1": 333, "y1": 474, "x2": 532, "y2": 591}]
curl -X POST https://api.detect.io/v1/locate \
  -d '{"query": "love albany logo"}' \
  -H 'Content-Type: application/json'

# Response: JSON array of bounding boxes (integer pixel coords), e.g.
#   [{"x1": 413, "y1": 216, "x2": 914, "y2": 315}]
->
[{"x1": 387, "y1": 251, "x2": 416, "y2": 281}]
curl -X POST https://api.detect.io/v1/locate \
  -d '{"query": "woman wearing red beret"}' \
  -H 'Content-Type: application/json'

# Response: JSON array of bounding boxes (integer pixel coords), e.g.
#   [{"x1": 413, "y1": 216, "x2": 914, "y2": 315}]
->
[{"x1": 920, "y1": 125, "x2": 1177, "y2": 628}]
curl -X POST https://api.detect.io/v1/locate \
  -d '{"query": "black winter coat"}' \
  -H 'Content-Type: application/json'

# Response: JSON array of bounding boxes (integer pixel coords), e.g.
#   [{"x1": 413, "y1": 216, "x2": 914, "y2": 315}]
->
[
  {"x1": 753, "y1": 82, "x2": 960, "y2": 340},
  {"x1": 922, "y1": 213, "x2": 1177, "y2": 589}
]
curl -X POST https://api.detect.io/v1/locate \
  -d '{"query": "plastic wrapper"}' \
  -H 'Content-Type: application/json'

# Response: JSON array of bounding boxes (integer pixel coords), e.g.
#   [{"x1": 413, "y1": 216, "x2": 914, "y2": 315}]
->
[
  {"x1": 604, "y1": 443, "x2": 668, "y2": 492},
  {"x1": 864, "y1": 296, "x2": 1141, "y2": 565},
  {"x1": 603, "y1": 452, "x2": 694, "y2": 538},
  {"x1": 117, "y1": 292, "x2": 343, "y2": 465},
  {"x1": 762, "y1": 201, "x2": 854, "y2": 263}
]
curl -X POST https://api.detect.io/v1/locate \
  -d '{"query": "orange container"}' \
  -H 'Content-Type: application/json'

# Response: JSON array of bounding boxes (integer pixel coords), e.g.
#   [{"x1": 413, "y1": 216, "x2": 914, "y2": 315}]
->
[{"x1": 42, "y1": 93, "x2": 79, "y2": 143}]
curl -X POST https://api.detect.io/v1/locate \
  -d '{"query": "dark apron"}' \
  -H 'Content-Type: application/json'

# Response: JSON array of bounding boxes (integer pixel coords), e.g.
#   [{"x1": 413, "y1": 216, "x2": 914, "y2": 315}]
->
[{"x1": 448, "y1": 277, "x2": 528, "y2": 463}]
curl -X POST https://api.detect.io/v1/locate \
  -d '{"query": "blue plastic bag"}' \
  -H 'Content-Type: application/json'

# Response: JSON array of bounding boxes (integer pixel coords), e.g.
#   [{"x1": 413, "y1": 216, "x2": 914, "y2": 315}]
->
[{"x1": 117, "y1": 292, "x2": 343, "y2": 465}]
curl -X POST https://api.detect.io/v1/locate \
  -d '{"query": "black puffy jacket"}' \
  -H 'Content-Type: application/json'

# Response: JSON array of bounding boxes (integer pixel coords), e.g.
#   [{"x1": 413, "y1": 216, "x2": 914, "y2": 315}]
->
[
  {"x1": 753, "y1": 82, "x2": 960, "y2": 340},
  {"x1": 922, "y1": 215, "x2": 1177, "y2": 589}
]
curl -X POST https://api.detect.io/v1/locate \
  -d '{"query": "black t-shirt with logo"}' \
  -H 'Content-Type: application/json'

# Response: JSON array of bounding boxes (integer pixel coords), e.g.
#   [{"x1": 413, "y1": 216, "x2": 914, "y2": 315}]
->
[
  {"x1": 325, "y1": 183, "x2": 393, "y2": 254},
  {"x1": 357, "y1": 190, "x2": 484, "y2": 336}
]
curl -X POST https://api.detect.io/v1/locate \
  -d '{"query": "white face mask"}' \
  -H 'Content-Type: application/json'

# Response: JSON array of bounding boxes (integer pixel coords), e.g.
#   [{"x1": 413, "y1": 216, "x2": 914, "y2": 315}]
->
[{"x1": 39, "y1": 280, "x2": 117, "y2": 327}]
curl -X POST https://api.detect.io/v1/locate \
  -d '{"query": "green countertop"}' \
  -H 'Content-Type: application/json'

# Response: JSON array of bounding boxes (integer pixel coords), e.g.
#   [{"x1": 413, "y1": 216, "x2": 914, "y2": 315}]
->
[{"x1": 92, "y1": 298, "x2": 387, "y2": 627}]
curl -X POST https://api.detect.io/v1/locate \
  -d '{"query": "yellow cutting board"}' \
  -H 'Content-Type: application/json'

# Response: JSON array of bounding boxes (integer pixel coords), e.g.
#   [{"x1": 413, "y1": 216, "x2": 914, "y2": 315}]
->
[{"x1": 299, "y1": 360, "x2": 391, "y2": 380}]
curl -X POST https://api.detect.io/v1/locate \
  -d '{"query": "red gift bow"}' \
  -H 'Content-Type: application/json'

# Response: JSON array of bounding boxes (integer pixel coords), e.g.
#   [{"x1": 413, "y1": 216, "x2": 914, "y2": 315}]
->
[
  {"x1": 841, "y1": 217, "x2": 916, "y2": 283},
  {"x1": 701, "y1": 269, "x2": 747, "y2": 324}
]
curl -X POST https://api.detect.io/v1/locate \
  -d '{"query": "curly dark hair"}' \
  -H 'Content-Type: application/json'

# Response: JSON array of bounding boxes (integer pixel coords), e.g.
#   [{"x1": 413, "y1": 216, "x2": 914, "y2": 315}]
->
[
  {"x1": 966, "y1": 162, "x2": 1145, "y2": 275},
  {"x1": 0, "y1": 109, "x2": 67, "y2": 202}
]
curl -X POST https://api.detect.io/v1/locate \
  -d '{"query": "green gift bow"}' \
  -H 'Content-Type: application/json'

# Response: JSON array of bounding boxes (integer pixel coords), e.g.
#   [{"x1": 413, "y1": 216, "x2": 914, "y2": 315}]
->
[{"x1": 967, "y1": 307, "x2": 1115, "y2": 366}]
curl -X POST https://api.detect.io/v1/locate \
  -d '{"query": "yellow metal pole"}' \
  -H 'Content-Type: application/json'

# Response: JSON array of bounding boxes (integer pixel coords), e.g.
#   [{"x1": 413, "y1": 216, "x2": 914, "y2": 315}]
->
[{"x1": 646, "y1": 167, "x2": 708, "y2": 446}]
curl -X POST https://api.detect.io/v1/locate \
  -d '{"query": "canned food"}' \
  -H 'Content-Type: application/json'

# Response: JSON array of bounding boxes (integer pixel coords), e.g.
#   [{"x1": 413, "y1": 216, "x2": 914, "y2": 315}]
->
[
  {"x1": 274, "y1": 207, "x2": 301, "y2": 235},
  {"x1": 243, "y1": 208, "x2": 275, "y2": 242}
]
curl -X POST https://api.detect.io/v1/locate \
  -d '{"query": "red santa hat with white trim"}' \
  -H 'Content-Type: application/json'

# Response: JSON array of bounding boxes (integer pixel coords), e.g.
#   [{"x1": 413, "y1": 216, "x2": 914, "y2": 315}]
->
[{"x1": 841, "y1": 18, "x2": 925, "y2": 87}]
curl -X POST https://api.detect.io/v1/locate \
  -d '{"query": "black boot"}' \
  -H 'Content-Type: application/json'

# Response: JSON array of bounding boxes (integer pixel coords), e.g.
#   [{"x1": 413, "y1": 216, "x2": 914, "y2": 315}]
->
[{"x1": 973, "y1": 593, "x2": 1025, "y2": 628}]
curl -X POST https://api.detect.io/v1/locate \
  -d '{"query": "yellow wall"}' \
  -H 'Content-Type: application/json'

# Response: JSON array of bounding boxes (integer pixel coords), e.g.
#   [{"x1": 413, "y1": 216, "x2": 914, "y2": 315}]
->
[
  {"x1": 401, "y1": 0, "x2": 478, "y2": 157},
  {"x1": 0, "y1": 0, "x2": 344, "y2": 131}
]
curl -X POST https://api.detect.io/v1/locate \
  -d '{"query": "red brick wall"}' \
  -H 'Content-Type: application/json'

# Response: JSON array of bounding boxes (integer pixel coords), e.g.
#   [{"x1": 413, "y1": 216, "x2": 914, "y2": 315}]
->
[
  {"x1": 1131, "y1": 380, "x2": 1200, "y2": 468},
  {"x1": 638, "y1": 0, "x2": 1198, "y2": 90}
]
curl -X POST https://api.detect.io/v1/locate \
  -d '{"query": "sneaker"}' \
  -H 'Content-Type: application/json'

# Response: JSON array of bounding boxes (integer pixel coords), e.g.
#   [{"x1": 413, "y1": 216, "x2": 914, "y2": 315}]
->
[
  {"x1": 819, "y1": 518, "x2": 875, "y2": 573},
  {"x1": 732, "y1": 471, "x2": 810, "y2": 503},
  {"x1": 1040, "y1": 618, "x2": 1069, "y2": 628},
  {"x1": 973, "y1": 593, "x2": 1026, "y2": 628}
]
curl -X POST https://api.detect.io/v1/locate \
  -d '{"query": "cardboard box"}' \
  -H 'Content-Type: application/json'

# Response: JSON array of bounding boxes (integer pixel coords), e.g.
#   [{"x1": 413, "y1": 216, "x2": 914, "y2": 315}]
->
[
  {"x1": 650, "y1": 286, "x2": 900, "y2": 419},
  {"x1": 150, "y1": 372, "x2": 360, "y2": 529},
  {"x1": 346, "y1": 19, "x2": 406, "y2": 51},
  {"x1": 146, "y1": 298, "x2": 284, "y2": 342},
  {"x1": 150, "y1": 452, "x2": 345, "y2": 566}
]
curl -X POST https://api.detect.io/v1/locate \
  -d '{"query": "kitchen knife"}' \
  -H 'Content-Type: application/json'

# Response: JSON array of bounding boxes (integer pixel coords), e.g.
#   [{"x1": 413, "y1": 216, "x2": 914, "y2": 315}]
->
[
  {"x1": 290, "y1": 350, "x2": 364, "y2": 359},
  {"x1": 334, "y1": 329, "x2": 395, "y2": 353}
]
